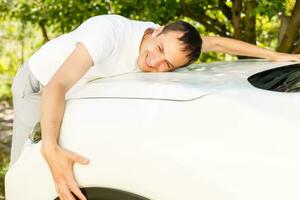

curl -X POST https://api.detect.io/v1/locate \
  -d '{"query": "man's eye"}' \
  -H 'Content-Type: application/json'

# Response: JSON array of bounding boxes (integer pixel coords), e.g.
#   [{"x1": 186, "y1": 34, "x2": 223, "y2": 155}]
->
[
  {"x1": 158, "y1": 45, "x2": 163, "y2": 52},
  {"x1": 166, "y1": 63, "x2": 172, "y2": 70}
]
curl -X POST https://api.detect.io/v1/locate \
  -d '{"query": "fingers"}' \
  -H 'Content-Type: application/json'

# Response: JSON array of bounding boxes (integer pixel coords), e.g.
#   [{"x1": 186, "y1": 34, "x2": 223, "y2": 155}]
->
[
  {"x1": 67, "y1": 151, "x2": 90, "y2": 165},
  {"x1": 61, "y1": 160, "x2": 87, "y2": 200},
  {"x1": 43, "y1": 147, "x2": 89, "y2": 200},
  {"x1": 70, "y1": 186, "x2": 87, "y2": 200},
  {"x1": 56, "y1": 179, "x2": 87, "y2": 200},
  {"x1": 56, "y1": 181, "x2": 76, "y2": 200},
  {"x1": 67, "y1": 175, "x2": 87, "y2": 200}
]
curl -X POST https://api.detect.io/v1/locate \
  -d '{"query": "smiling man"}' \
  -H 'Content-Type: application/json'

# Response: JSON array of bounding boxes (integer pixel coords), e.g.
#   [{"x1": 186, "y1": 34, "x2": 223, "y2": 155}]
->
[
  {"x1": 9, "y1": 14, "x2": 300, "y2": 200},
  {"x1": 137, "y1": 22, "x2": 201, "y2": 72}
]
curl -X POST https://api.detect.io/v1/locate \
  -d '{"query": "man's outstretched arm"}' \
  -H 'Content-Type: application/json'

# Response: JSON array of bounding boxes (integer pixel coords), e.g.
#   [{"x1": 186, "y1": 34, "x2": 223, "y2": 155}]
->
[{"x1": 201, "y1": 35, "x2": 300, "y2": 62}]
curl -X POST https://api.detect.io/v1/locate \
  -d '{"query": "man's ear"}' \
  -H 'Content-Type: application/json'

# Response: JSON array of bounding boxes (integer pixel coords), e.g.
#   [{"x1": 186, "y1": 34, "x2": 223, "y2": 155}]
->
[{"x1": 152, "y1": 26, "x2": 165, "y2": 37}]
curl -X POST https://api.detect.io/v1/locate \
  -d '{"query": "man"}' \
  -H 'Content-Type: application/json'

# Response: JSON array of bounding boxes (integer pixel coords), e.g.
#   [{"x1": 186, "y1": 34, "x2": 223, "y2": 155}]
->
[{"x1": 10, "y1": 14, "x2": 300, "y2": 200}]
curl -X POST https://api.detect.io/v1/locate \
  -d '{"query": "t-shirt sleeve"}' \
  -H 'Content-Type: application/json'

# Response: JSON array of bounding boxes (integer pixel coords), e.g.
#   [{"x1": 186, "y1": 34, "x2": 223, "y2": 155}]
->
[{"x1": 75, "y1": 17, "x2": 115, "y2": 65}]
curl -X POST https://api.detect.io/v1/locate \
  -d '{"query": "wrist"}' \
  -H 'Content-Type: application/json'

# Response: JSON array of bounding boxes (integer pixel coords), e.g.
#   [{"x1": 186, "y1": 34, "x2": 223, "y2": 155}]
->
[
  {"x1": 270, "y1": 51, "x2": 287, "y2": 61},
  {"x1": 267, "y1": 51, "x2": 279, "y2": 61},
  {"x1": 41, "y1": 141, "x2": 59, "y2": 157}
]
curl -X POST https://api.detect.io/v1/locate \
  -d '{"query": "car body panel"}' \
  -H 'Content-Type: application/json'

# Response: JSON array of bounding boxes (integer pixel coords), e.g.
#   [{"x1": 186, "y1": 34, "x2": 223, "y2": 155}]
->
[{"x1": 5, "y1": 60, "x2": 300, "y2": 200}]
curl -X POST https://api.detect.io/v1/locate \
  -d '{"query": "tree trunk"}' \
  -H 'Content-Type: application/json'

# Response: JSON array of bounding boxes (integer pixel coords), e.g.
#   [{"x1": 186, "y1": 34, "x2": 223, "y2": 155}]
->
[
  {"x1": 292, "y1": 41, "x2": 300, "y2": 53},
  {"x1": 39, "y1": 21, "x2": 49, "y2": 43},
  {"x1": 244, "y1": 0, "x2": 256, "y2": 44},
  {"x1": 278, "y1": 15, "x2": 290, "y2": 45},
  {"x1": 277, "y1": 0, "x2": 300, "y2": 53},
  {"x1": 232, "y1": 0, "x2": 242, "y2": 40}
]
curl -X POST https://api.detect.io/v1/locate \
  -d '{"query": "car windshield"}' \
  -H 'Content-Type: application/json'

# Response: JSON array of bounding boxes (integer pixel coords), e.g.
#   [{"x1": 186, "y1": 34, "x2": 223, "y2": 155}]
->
[{"x1": 248, "y1": 63, "x2": 300, "y2": 92}]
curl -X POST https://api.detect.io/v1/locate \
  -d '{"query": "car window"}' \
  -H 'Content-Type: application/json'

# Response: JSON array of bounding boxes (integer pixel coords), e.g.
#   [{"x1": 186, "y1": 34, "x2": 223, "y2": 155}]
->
[{"x1": 248, "y1": 63, "x2": 300, "y2": 92}]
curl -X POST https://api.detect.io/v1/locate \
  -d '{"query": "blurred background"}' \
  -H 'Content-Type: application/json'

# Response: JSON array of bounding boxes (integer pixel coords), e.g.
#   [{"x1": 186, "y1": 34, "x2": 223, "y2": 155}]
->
[{"x1": 0, "y1": 0, "x2": 299, "y2": 199}]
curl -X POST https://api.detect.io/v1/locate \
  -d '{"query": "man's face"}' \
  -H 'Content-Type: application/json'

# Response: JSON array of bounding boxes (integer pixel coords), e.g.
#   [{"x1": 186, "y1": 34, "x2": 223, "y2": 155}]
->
[{"x1": 137, "y1": 27, "x2": 189, "y2": 72}]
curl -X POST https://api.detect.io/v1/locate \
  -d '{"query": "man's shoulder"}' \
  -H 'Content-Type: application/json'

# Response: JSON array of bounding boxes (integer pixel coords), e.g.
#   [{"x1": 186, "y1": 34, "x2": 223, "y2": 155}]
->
[{"x1": 86, "y1": 14, "x2": 156, "y2": 27}]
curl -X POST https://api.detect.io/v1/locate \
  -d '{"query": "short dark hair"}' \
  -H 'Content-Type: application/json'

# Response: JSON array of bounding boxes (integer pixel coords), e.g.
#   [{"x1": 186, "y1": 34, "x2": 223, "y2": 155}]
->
[{"x1": 161, "y1": 21, "x2": 202, "y2": 67}]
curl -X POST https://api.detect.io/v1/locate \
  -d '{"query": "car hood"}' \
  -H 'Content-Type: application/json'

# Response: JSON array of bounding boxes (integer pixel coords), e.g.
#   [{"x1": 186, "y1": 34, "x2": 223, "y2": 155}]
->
[{"x1": 65, "y1": 60, "x2": 298, "y2": 101}]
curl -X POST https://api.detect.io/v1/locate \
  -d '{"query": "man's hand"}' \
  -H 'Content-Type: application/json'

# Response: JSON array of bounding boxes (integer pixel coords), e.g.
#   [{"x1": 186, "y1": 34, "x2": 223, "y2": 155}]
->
[
  {"x1": 41, "y1": 144, "x2": 89, "y2": 200},
  {"x1": 271, "y1": 52, "x2": 300, "y2": 62}
]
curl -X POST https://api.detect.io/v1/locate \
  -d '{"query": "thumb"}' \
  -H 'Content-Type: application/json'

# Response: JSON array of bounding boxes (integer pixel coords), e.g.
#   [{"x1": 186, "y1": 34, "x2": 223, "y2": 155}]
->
[{"x1": 68, "y1": 151, "x2": 90, "y2": 165}]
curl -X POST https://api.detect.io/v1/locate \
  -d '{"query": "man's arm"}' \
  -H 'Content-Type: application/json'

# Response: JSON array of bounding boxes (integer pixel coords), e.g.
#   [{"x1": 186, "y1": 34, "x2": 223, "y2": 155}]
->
[
  {"x1": 201, "y1": 35, "x2": 300, "y2": 62},
  {"x1": 41, "y1": 43, "x2": 93, "y2": 200}
]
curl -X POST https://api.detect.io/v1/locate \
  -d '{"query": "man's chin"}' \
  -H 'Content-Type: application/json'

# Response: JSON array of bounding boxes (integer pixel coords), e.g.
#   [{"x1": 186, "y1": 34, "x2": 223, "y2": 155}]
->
[
  {"x1": 140, "y1": 67, "x2": 150, "y2": 72},
  {"x1": 137, "y1": 64, "x2": 146, "y2": 72},
  {"x1": 137, "y1": 62, "x2": 150, "y2": 72}
]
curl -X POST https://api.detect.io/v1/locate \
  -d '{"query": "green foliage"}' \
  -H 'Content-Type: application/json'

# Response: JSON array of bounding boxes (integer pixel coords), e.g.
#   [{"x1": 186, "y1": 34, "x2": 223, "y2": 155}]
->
[
  {"x1": 110, "y1": 0, "x2": 181, "y2": 24},
  {"x1": 285, "y1": 0, "x2": 296, "y2": 15},
  {"x1": 2, "y1": 0, "x2": 110, "y2": 33},
  {"x1": 255, "y1": 0, "x2": 295, "y2": 18},
  {"x1": 0, "y1": 19, "x2": 38, "y2": 102},
  {"x1": 0, "y1": 80, "x2": 12, "y2": 101},
  {"x1": 256, "y1": 14, "x2": 280, "y2": 49},
  {"x1": 256, "y1": 0, "x2": 285, "y2": 18},
  {"x1": 0, "y1": 149, "x2": 9, "y2": 200}
]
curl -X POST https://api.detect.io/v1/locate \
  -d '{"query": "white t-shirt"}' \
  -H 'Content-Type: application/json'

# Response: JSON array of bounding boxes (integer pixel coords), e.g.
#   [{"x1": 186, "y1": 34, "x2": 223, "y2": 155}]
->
[{"x1": 28, "y1": 15, "x2": 159, "y2": 87}]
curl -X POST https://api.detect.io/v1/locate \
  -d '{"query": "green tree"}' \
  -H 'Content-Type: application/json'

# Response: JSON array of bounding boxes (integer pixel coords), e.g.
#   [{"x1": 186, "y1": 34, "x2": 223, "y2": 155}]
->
[
  {"x1": 1, "y1": 0, "x2": 299, "y2": 59},
  {"x1": 277, "y1": 0, "x2": 300, "y2": 53},
  {"x1": 2, "y1": 0, "x2": 299, "y2": 53}
]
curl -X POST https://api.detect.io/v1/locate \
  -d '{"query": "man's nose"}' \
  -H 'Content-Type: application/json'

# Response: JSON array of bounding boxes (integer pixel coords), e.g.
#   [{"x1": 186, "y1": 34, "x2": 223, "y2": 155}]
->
[{"x1": 150, "y1": 53, "x2": 164, "y2": 67}]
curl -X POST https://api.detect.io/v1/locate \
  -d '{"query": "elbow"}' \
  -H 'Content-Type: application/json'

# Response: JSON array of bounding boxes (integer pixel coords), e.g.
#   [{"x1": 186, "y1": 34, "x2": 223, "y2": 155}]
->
[
  {"x1": 201, "y1": 36, "x2": 223, "y2": 52},
  {"x1": 42, "y1": 82, "x2": 66, "y2": 99},
  {"x1": 209, "y1": 36, "x2": 223, "y2": 52}
]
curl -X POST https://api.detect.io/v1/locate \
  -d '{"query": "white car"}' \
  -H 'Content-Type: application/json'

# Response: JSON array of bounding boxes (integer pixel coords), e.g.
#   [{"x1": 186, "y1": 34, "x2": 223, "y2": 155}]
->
[{"x1": 5, "y1": 59, "x2": 300, "y2": 200}]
